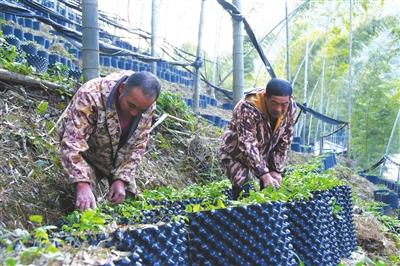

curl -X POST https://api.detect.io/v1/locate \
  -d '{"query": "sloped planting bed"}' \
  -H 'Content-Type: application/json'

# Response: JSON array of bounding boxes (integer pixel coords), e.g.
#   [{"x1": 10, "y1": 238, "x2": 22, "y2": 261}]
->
[{"x1": 1, "y1": 161, "x2": 357, "y2": 265}]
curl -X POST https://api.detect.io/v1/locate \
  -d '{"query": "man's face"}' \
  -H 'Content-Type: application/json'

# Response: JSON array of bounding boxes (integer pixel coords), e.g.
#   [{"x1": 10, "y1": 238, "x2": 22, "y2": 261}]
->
[
  {"x1": 265, "y1": 94, "x2": 290, "y2": 119},
  {"x1": 118, "y1": 85, "x2": 155, "y2": 118}
]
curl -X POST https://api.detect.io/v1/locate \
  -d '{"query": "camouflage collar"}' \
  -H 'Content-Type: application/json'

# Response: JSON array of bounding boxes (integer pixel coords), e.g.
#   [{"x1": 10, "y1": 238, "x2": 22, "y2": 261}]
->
[{"x1": 106, "y1": 75, "x2": 129, "y2": 109}]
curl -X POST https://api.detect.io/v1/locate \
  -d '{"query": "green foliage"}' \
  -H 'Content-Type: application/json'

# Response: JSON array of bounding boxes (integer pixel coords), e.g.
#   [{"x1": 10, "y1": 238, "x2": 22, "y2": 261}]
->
[
  {"x1": 353, "y1": 258, "x2": 388, "y2": 266},
  {"x1": 18, "y1": 244, "x2": 59, "y2": 265},
  {"x1": 361, "y1": 200, "x2": 400, "y2": 236},
  {"x1": 40, "y1": 63, "x2": 75, "y2": 94},
  {"x1": 61, "y1": 209, "x2": 110, "y2": 236},
  {"x1": 29, "y1": 215, "x2": 43, "y2": 225},
  {"x1": 0, "y1": 221, "x2": 60, "y2": 265},
  {"x1": 3, "y1": 61, "x2": 33, "y2": 75},
  {"x1": 142, "y1": 179, "x2": 230, "y2": 202},
  {"x1": 0, "y1": 44, "x2": 18, "y2": 63},
  {"x1": 331, "y1": 198, "x2": 343, "y2": 218},
  {"x1": 0, "y1": 30, "x2": 74, "y2": 96},
  {"x1": 185, "y1": 198, "x2": 226, "y2": 213},
  {"x1": 5, "y1": 258, "x2": 16, "y2": 266},
  {"x1": 294, "y1": 253, "x2": 305, "y2": 266},
  {"x1": 46, "y1": 62, "x2": 69, "y2": 78},
  {"x1": 0, "y1": 159, "x2": 348, "y2": 265},
  {"x1": 155, "y1": 132, "x2": 172, "y2": 150},
  {"x1": 33, "y1": 227, "x2": 49, "y2": 243},
  {"x1": 273, "y1": 0, "x2": 400, "y2": 166},
  {"x1": 156, "y1": 91, "x2": 196, "y2": 130},
  {"x1": 157, "y1": 91, "x2": 191, "y2": 119},
  {"x1": 108, "y1": 200, "x2": 145, "y2": 222},
  {"x1": 36, "y1": 101, "x2": 49, "y2": 115},
  {"x1": 389, "y1": 254, "x2": 400, "y2": 265},
  {"x1": 239, "y1": 161, "x2": 342, "y2": 205},
  {"x1": 0, "y1": 34, "x2": 33, "y2": 75},
  {"x1": 141, "y1": 160, "x2": 342, "y2": 213}
]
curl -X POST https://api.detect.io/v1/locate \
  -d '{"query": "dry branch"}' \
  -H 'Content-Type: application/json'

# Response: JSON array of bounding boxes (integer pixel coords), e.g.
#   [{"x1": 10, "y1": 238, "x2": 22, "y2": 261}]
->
[
  {"x1": 149, "y1": 113, "x2": 189, "y2": 133},
  {"x1": 0, "y1": 68, "x2": 66, "y2": 91}
]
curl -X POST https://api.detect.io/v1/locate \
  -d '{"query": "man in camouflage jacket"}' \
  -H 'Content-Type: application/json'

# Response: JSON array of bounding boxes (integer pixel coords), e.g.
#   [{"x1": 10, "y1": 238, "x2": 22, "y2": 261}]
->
[
  {"x1": 219, "y1": 78, "x2": 297, "y2": 199},
  {"x1": 58, "y1": 71, "x2": 160, "y2": 211}
]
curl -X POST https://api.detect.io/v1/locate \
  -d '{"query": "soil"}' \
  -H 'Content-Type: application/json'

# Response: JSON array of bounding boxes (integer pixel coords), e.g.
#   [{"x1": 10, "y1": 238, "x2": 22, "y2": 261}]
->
[{"x1": 0, "y1": 78, "x2": 225, "y2": 229}]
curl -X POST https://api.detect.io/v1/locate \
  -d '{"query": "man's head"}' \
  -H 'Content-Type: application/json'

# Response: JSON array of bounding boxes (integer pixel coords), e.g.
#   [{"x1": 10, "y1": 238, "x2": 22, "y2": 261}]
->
[
  {"x1": 118, "y1": 71, "x2": 161, "y2": 117},
  {"x1": 265, "y1": 78, "x2": 292, "y2": 119}
]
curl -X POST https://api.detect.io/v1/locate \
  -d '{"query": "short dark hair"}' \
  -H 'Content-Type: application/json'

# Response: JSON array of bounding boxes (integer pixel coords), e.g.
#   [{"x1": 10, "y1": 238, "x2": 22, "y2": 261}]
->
[
  {"x1": 265, "y1": 78, "x2": 292, "y2": 97},
  {"x1": 124, "y1": 71, "x2": 161, "y2": 99}
]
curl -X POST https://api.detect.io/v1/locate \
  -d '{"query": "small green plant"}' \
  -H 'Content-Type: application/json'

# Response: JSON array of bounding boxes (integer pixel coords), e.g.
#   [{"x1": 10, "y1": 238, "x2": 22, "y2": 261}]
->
[
  {"x1": 5, "y1": 257, "x2": 17, "y2": 266},
  {"x1": 28, "y1": 215, "x2": 58, "y2": 246},
  {"x1": 0, "y1": 44, "x2": 18, "y2": 64},
  {"x1": 332, "y1": 198, "x2": 343, "y2": 218},
  {"x1": 0, "y1": 215, "x2": 62, "y2": 265},
  {"x1": 4, "y1": 61, "x2": 33, "y2": 75},
  {"x1": 29, "y1": 215, "x2": 44, "y2": 224},
  {"x1": 155, "y1": 132, "x2": 172, "y2": 149},
  {"x1": 0, "y1": 40, "x2": 33, "y2": 75},
  {"x1": 294, "y1": 253, "x2": 305, "y2": 266},
  {"x1": 156, "y1": 91, "x2": 196, "y2": 131},
  {"x1": 62, "y1": 209, "x2": 111, "y2": 236},
  {"x1": 238, "y1": 161, "x2": 342, "y2": 205},
  {"x1": 40, "y1": 63, "x2": 76, "y2": 94},
  {"x1": 47, "y1": 62, "x2": 69, "y2": 78},
  {"x1": 36, "y1": 101, "x2": 49, "y2": 115},
  {"x1": 185, "y1": 198, "x2": 226, "y2": 213}
]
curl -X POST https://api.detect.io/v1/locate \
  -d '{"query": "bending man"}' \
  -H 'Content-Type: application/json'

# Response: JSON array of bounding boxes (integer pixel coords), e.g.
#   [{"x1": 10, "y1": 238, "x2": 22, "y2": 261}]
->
[
  {"x1": 58, "y1": 71, "x2": 160, "y2": 211},
  {"x1": 219, "y1": 78, "x2": 297, "y2": 199}
]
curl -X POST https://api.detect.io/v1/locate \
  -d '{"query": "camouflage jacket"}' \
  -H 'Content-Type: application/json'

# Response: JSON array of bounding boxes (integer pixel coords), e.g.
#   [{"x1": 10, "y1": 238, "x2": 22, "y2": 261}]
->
[
  {"x1": 220, "y1": 89, "x2": 297, "y2": 177},
  {"x1": 58, "y1": 71, "x2": 155, "y2": 194}
]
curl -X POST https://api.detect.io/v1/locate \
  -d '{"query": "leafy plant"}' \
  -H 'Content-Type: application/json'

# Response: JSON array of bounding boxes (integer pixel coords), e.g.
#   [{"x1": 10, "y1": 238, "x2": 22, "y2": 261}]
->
[
  {"x1": 61, "y1": 209, "x2": 111, "y2": 236},
  {"x1": 36, "y1": 101, "x2": 49, "y2": 115},
  {"x1": 156, "y1": 91, "x2": 196, "y2": 131},
  {"x1": 331, "y1": 198, "x2": 343, "y2": 218},
  {"x1": 0, "y1": 44, "x2": 18, "y2": 64},
  {"x1": 0, "y1": 41, "x2": 33, "y2": 75},
  {"x1": 29, "y1": 215, "x2": 44, "y2": 225},
  {"x1": 185, "y1": 198, "x2": 226, "y2": 213},
  {"x1": 155, "y1": 132, "x2": 172, "y2": 150},
  {"x1": 5, "y1": 257, "x2": 16, "y2": 266},
  {"x1": 39, "y1": 63, "x2": 76, "y2": 94}
]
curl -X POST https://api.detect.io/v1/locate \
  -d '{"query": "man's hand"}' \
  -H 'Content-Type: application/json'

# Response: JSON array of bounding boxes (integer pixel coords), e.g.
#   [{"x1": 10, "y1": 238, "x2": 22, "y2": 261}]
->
[
  {"x1": 260, "y1": 173, "x2": 280, "y2": 189},
  {"x1": 107, "y1": 180, "x2": 126, "y2": 204},
  {"x1": 270, "y1": 171, "x2": 282, "y2": 184},
  {"x1": 76, "y1": 182, "x2": 97, "y2": 211}
]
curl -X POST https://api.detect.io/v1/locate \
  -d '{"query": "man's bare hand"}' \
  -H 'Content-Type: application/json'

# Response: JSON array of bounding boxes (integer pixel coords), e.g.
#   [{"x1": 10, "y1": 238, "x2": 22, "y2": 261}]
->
[
  {"x1": 107, "y1": 180, "x2": 126, "y2": 204},
  {"x1": 260, "y1": 173, "x2": 280, "y2": 189},
  {"x1": 76, "y1": 182, "x2": 97, "y2": 211},
  {"x1": 270, "y1": 171, "x2": 282, "y2": 184}
]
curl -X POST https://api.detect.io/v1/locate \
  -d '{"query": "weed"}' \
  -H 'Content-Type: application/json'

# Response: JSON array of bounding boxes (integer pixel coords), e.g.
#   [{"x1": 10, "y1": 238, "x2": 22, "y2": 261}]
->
[
  {"x1": 61, "y1": 209, "x2": 110, "y2": 237},
  {"x1": 156, "y1": 91, "x2": 196, "y2": 131},
  {"x1": 332, "y1": 198, "x2": 343, "y2": 218}
]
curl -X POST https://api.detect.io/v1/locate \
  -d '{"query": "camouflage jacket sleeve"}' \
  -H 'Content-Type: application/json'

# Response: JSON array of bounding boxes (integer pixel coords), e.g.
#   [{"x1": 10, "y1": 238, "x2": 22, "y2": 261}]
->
[
  {"x1": 268, "y1": 102, "x2": 297, "y2": 173},
  {"x1": 236, "y1": 103, "x2": 270, "y2": 177},
  {"x1": 59, "y1": 83, "x2": 99, "y2": 184},
  {"x1": 113, "y1": 105, "x2": 155, "y2": 185}
]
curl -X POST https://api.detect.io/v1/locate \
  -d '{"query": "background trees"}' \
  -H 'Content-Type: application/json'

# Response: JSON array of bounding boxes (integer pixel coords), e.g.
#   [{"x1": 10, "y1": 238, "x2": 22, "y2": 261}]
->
[{"x1": 209, "y1": 0, "x2": 400, "y2": 167}]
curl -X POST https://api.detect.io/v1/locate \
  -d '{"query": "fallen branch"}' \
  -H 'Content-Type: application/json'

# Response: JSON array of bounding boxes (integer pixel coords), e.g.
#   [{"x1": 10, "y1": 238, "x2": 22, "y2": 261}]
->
[
  {"x1": 166, "y1": 128, "x2": 192, "y2": 137},
  {"x1": 0, "y1": 68, "x2": 67, "y2": 92},
  {"x1": 149, "y1": 113, "x2": 189, "y2": 133}
]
